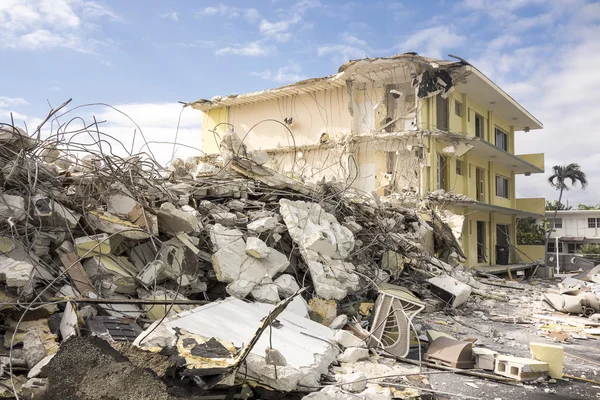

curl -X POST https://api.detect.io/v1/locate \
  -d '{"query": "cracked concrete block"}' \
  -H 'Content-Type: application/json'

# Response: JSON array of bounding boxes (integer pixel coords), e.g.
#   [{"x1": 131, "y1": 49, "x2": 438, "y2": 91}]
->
[
  {"x1": 0, "y1": 193, "x2": 26, "y2": 221},
  {"x1": 157, "y1": 202, "x2": 199, "y2": 233},
  {"x1": 136, "y1": 260, "x2": 166, "y2": 285},
  {"x1": 246, "y1": 237, "x2": 271, "y2": 259},
  {"x1": 334, "y1": 330, "x2": 365, "y2": 349},
  {"x1": 286, "y1": 295, "x2": 310, "y2": 318},
  {"x1": 251, "y1": 284, "x2": 280, "y2": 304},
  {"x1": 247, "y1": 216, "x2": 277, "y2": 233},
  {"x1": 338, "y1": 372, "x2": 367, "y2": 393},
  {"x1": 265, "y1": 347, "x2": 287, "y2": 366},
  {"x1": 380, "y1": 250, "x2": 405, "y2": 273},
  {"x1": 427, "y1": 275, "x2": 471, "y2": 308},
  {"x1": 211, "y1": 238, "x2": 248, "y2": 282},
  {"x1": 530, "y1": 342, "x2": 564, "y2": 379},
  {"x1": 337, "y1": 347, "x2": 369, "y2": 363},
  {"x1": 32, "y1": 195, "x2": 80, "y2": 229},
  {"x1": 303, "y1": 230, "x2": 338, "y2": 258},
  {"x1": 308, "y1": 298, "x2": 337, "y2": 326},
  {"x1": 494, "y1": 355, "x2": 549, "y2": 382},
  {"x1": 75, "y1": 233, "x2": 111, "y2": 259},
  {"x1": 210, "y1": 209, "x2": 237, "y2": 225},
  {"x1": 308, "y1": 260, "x2": 360, "y2": 300},
  {"x1": 83, "y1": 255, "x2": 138, "y2": 294},
  {"x1": 328, "y1": 314, "x2": 348, "y2": 330},
  {"x1": 23, "y1": 332, "x2": 47, "y2": 369},
  {"x1": 274, "y1": 274, "x2": 300, "y2": 298},
  {"x1": 210, "y1": 224, "x2": 244, "y2": 251},
  {"x1": 0, "y1": 257, "x2": 34, "y2": 288}
]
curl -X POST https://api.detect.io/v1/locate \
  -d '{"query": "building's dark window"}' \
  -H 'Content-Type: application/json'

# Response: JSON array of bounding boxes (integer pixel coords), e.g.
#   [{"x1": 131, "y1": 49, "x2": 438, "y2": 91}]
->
[
  {"x1": 495, "y1": 127, "x2": 508, "y2": 151},
  {"x1": 496, "y1": 175, "x2": 509, "y2": 199}
]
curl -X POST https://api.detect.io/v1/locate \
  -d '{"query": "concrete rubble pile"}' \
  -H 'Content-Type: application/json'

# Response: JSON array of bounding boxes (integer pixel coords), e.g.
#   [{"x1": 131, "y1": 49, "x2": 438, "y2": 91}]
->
[{"x1": 0, "y1": 121, "x2": 597, "y2": 399}]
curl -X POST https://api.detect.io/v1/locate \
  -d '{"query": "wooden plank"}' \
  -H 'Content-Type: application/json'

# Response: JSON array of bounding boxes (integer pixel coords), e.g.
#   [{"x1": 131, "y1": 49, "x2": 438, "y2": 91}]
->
[{"x1": 58, "y1": 251, "x2": 96, "y2": 296}]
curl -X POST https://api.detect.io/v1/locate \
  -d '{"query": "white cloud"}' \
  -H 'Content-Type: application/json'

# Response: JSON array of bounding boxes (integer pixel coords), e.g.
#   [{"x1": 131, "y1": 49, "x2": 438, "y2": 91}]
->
[
  {"x1": 401, "y1": 26, "x2": 466, "y2": 59},
  {"x1": 259, "y1": 15, "x2": 301, "y2": 42},
  {"x1": 197, "y1": 3, "x2": 260, "y2": 22},
  {"x1": 317, "y1": 32, "x2": 371, "y2": 64},
  {"x1": 0, "y1": 0, "x2": 119, "y2": 53},
  {"x1": 215, "y1": 41, "x2": 269, "y2": 56},
  {"x1": 252, "y1": 64, "x2": 306, "y2": 83},
  {"x1": 159, "y1": 11, "x2": 179, "y2": 21}
]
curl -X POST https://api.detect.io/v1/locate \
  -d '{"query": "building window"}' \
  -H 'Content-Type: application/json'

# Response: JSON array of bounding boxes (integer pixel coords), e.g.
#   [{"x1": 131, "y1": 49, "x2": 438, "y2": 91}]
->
[
  {"x1": 476, "y1": 167, "x2": 485, "y2": 202},
  {"x1": 495, "y1": 175, "x2": 509, "y2": 199},
  {"x1": 495, "y1": 127, "x2": 508, "y2": 151},
  {"x1": 475, "y1": 114, "x2": 484, "y2": 138},
  {"x1": 437, "y1": 154, "x2": 447, "y2": 190},
  {"x1": 568, "y1": 243, "x2": 582, "y2": 254},
  {"x1": 436, "y1": 95, "x2": 449, "y2": 131},
  {"x1": 455, "y1": 100, "x2": 462, "y2": 117},
  {"x1": 550, "y1": 218, "x2": 563, "y2": 229},
  {"x1": 589, "y1": 218, "x2": 597, "y2": 228},
  {"x1": 456, "y1": 159, "x2": 464, "y2": 176},
  {"x1": 548, "y1": 242, "x2": 564, "y2": 253}
]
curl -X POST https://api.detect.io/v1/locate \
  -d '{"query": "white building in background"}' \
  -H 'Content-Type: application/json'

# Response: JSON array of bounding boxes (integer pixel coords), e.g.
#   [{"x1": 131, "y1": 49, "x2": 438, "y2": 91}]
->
[{"x1": 543, "y1": 210, "x2": 600, "y2": 254}]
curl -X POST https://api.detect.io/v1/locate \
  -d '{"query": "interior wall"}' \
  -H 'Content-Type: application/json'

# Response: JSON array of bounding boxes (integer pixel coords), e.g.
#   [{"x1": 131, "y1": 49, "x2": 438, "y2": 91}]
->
[{"x1": 227, "y1": 86, "x2": 352, "y2": 150}]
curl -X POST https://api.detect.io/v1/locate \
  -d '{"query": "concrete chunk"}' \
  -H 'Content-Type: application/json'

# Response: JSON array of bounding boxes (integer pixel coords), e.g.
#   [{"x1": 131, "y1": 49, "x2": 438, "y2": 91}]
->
[
  {"x1": 246, "y1": 237, "x2": 271, "y2": 259},
  {"x1": 334, "y1": 330, "x2": 365, "y2": 348},
  {"x1": 427, "y1": 275, "x2": 471, "y2": 308},
  {"x1": 251, "y1": 283, "x2": 280, "y2": 304},
  {"x1": 530, "y1": 342, "x2": 564, "y2": 379},
  {"x1": 136, "y1": 260, "x2": 166, "y2": 285},
  {"x1": 247, "y1": 216, "x2": 277, "y2": 233},
  {"x1": 494, "y1": 355, "x2": 549, "y2": 382},
  {"x1": 32, "y1": 194, "x2": 80, "y2": 229},
  {"x1": 157, "y1": 202, "x2": 199, "y2": 233},
  {"x1": 338, "y1": 372, "x2": 367, "y2": 393},
  {"x1": 0, "y1": 193, "x2": 26, "y2": 221},
  {"x1": 328, "y1": 314, "x2": 348, "y2": 330},
  {"x1": 23, "y1": 332, "x2": 47, "y2": 369},
  {"x1": 0, "y1": 257, "x2": 34, "y2": 288},
  {"x1": 274, "y1": 274, "x2": 300, "y2": 297},
  {"x1": 337, "y1": 347, "x2": 369, "y2": 363},
  {"x1": 74, "y1": 233, "x2": 111, "y2": 259}
]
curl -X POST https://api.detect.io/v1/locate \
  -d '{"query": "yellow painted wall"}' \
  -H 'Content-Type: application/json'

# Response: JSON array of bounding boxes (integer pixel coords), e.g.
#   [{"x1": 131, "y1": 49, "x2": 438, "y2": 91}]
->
[
  {"x1": 516, "y1": 197, "x2": 545, "y2": 215},
  {"x1": 517, "y1": 153, "x2": 545, "y2": 171},
  {"x1": 201, "y1": 107, "x2": 229, "y2": 155},
  {"x1": 227, "y1": 86, "x2": 352, "y2": 150},
  {"x1": 517, "y1": 245, "x2": 545, "y2": 263}
]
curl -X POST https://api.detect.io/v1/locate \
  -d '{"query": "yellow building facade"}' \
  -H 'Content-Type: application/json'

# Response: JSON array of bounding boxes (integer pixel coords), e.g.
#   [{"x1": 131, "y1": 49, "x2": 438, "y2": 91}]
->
[{"x1": 191, "y1": 54, "x2": 546, "y2": 268}]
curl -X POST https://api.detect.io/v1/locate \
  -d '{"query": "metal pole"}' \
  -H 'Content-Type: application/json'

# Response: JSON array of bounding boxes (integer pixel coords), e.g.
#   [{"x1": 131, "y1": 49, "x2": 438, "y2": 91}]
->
[{"x1": 555, "y1": 236, "x2": 560, "y2": 275}]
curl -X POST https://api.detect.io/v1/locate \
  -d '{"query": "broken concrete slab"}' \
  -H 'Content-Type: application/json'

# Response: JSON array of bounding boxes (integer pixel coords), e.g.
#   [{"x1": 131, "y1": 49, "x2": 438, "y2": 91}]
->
[
  {"x1": 75, "y1": 233, "x2": 111, "y2": 258},
  {"x1": 0, "y1": 193, "x2": 26, "y2": 221},
  {"x1": 0, "y1": 257, "x2": 34, "y2": 288},
  {"x1": 328, "y1": 314, "x2": 348, "y2": 330},
  {"x1": 530, "y1": 342, "x2": 564, "y2": 379},
  {"x1": 274, "y1": 274, "x2": 300, "y2": 298},
  {"x1": 380, "y1": 250, "x2": 405, "y2": 273},
  {"x1": 137, "y1": 297, "x2": 338, "y2": 392},
  {"x1": 23, "y1": 331, "x2": 47, "y2": 369},
  {"x1": 308, "y1": 298, "x2": 337, "y2": 326},
  {"x1": 251, "y1": 283, "x2": 280, "y2": 304},
  {"x1": 337, "y1": 347, "x2": 369, "y2": 363},
  {"x1": 307, "y1": 260, "x2": 361, "y2": 300},
  {"x1": 334, "y1": 330, "x2": 366, "y2": 348},
  {"x1": 157, "y1": 202, "x2": 200, "y2": 233},
  {"x1": 338, "y1": 372, "x2": 367, "y2": 392},
  {"x1": 83, "y1": 255, "x2": 138, "y2": 295},
  {"x1": 472, "y1": 347, "x2": 497, "y2": 371},
  {"x1": 246, "y1": 236, "x2": 271, "y2": 259},
  {"x1": 136, "y1": 260, "x2": 166, "y2": 286},
  {"x1": 427, "y1": 275, "x2": 472, "y2": 308},
  {"x1": 247, "y1": 216, "x2": 278, "y2": 233},
  {"x1": 32, "y1": 194, "x2": 81, "y2": 229}
]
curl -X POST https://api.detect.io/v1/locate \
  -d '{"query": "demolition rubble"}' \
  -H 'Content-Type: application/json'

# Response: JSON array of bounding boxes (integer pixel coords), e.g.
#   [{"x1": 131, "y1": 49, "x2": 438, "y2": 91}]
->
[{"x1": 1, "y1": 119, "x2": 600, "y2": 400}]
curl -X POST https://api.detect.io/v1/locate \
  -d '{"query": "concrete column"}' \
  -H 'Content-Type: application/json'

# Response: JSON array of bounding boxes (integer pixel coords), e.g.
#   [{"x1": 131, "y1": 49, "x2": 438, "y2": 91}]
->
[{"x1": 490, "y1": 212, "x2": 496, "y2": 265}]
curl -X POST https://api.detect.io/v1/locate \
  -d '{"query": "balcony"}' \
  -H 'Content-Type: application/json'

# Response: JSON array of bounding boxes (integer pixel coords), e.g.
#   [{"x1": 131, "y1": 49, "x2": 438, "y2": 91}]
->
[{"x1": 466, "y1": 138, "x2": 544, "y2": 175}]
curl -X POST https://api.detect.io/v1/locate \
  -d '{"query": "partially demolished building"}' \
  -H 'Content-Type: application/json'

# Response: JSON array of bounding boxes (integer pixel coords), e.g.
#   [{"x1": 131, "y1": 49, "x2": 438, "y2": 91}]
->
[{"x1": 190, "y1": 54, "x2": 546, "y2": 268}]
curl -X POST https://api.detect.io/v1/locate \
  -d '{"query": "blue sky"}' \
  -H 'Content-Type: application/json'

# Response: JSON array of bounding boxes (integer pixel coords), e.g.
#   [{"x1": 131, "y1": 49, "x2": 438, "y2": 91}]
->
[{"x1": 1, "y1": 0, "x2": 600, "y2": 205}]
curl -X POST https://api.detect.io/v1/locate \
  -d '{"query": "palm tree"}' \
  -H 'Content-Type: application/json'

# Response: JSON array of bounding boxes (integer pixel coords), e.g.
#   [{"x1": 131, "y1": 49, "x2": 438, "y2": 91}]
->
[{"x1": 545, "y1": 163, "x2": 588, "y2": 249}]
